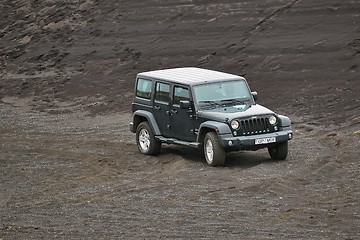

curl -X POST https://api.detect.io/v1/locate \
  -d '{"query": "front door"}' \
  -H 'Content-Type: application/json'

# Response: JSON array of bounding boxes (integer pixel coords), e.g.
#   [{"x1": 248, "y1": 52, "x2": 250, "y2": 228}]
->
[{"x1": 170, "y1": 86, "x2": 195, "y2": 142}]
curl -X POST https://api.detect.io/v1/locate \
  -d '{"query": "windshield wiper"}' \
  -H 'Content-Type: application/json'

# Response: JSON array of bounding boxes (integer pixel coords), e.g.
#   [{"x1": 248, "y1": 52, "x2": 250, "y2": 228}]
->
[
  {"x1": 220, "y1": 98, "x2": 248, "y2": 105},
  {"x1": 199, "y1": 100, "x2": 222, "y2": 105},
  {"x1": 198, "y1": 100, "x2": 223, "y2": 109}
]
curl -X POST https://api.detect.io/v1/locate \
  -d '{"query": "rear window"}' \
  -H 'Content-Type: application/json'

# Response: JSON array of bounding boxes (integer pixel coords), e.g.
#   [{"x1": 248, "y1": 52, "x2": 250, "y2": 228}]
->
[{"x1": 136, "y1": 78, "x2": 152, "y2": 99}]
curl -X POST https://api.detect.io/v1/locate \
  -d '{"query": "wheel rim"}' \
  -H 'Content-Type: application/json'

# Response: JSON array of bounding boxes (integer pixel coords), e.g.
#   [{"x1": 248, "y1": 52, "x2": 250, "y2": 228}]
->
[
  {"x1": 205, "y1": 138, "x2": 214, "y2": 163},
  {"x1": 139, "y1": 128, "x2": 150, "y2": 151}
]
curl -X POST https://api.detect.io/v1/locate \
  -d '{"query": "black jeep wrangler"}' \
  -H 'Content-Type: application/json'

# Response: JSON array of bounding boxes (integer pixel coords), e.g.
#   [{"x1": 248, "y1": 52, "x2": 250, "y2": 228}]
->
[{"x1": 130, "y1": 67, "x2": 293, "y2": 166}]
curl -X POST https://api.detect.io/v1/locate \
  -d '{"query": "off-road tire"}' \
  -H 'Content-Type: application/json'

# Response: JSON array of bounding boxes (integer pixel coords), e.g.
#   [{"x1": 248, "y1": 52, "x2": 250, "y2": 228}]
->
[
  {"x1": 136, "y1": 122, "x2": 161, "y2": 155},
  {"x1": 204, "y1": 132, "x2": 225, "y2": 166},
  {"x1": 268, "y1": 142, "x2": 288, "y2": 160}
]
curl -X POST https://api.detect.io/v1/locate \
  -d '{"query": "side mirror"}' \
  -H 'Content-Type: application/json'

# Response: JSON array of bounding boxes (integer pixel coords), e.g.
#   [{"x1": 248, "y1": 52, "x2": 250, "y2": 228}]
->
[
  {"x1": 180, "y1": 100, "x2": 191, "y2": 109},
  {"x1": 251, "y1": 91, "x2": 258, "y2": 101}
]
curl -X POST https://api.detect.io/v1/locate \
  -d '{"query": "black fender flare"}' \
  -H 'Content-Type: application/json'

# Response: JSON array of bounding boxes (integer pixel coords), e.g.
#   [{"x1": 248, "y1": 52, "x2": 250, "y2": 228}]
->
[
  {"x1": 197, "y1": 121, "x2": 231, "y2": 143},
  {"x1": 132, "y1": 110, "x2": 161, "y2": 135},
  {"x1": 277, "y1": 114, "x2": 291, "y2": 127}
]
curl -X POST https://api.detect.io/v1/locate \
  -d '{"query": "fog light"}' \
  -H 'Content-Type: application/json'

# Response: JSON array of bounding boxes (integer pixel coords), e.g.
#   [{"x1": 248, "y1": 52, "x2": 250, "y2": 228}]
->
[
  {"x1": 274, "y1": 126, "x2": 278, "y2": 131},
  {"x1": 233, "y1": 131, "x2": 237, "y2": 136},
  {"x1": 228, "y1": 140, "x2": 233, "y2": 146},
  {"x1": 288, "y1": 133, "x2": 293, "y2": 140}
]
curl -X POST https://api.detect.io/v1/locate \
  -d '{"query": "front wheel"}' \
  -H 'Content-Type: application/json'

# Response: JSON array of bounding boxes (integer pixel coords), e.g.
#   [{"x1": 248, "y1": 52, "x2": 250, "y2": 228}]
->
[
  {"x1": 268, "y1": 142, "x2": 288, "y2": 160},
  {"x1": 136, "y1": 122, "x2": 161, "y2": 155},
  {"x1": 204, "y1": 132, "x2": 225, "y2": 167}
]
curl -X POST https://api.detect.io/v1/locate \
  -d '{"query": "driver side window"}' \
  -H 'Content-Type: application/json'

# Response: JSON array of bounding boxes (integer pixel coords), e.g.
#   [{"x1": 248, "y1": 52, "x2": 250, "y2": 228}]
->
[{"x1": 173, "y1": 86, "x2": 190, "y2": 106}]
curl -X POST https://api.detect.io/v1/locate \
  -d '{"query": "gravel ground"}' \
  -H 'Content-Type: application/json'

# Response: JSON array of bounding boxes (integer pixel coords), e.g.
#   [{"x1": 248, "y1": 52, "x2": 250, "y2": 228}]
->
[{"x1": 1, "y1": 101, "x2": 360, "y2": 239}]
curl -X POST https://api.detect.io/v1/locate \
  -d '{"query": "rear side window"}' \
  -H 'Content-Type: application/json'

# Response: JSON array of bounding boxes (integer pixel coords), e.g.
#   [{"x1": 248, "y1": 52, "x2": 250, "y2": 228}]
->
[
  {"x1": 173, "y1": 86, "x2": 190, "y2": 106},
  {"x1": 155, "y1": 82, "x2": 170, "y2": 104},
  {"x1": 136, "y1": 78, "x2": 152, "y2": 99}
]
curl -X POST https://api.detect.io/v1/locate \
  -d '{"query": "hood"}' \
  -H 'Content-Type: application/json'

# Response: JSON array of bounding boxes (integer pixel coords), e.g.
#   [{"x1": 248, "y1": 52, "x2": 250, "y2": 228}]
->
[{"x1": 197, "y1": 104, "x2": 274, "y2": 122}]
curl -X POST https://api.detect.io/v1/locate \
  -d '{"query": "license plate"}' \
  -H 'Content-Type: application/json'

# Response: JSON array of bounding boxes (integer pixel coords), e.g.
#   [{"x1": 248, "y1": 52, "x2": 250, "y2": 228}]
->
[{"x1": 255, "y1": 137, "x2": 276, "y2": 145}]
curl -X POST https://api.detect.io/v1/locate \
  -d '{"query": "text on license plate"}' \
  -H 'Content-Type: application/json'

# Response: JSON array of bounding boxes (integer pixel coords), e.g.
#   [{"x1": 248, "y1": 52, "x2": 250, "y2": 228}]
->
[{"x1": 255, "y1": 137, "x2": 276, "y2": 145}]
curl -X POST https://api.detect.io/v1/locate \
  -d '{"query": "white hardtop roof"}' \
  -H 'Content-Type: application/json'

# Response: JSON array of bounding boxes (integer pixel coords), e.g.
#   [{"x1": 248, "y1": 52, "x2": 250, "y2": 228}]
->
[{"x1": 137, "y1": 67, "x2": 244, "y2": 85}]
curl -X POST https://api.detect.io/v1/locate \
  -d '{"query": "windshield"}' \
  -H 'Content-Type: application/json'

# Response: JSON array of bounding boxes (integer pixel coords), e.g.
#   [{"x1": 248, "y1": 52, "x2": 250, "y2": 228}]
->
[{"x1": 193, "y1": 80, "x2": 252, "y2": 106}]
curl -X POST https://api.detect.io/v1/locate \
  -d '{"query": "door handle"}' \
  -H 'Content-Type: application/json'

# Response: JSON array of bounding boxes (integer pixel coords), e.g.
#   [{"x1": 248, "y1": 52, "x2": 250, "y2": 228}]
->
[
  {"x1": 166, "y1": 110, "x2": 178, "y2": 115},
  {"x1": 170, "y1": 110, "x2": 178, "y2": 115},
  {"x1": 153, "y1": 106, "x2": 161, "y2": 110}
]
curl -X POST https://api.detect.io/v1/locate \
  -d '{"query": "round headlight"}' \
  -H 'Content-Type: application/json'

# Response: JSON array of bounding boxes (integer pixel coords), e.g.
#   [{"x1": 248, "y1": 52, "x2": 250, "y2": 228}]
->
[
  {"x1": 269, "y1": 115, "x2": 277, "y2": 125},
  {"x1": 230, "y1": 120, "x2": 240, "y2": 130}
]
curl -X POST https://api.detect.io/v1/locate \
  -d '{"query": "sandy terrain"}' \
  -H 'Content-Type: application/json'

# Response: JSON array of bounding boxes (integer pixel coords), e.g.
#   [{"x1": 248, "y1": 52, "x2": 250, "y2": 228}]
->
[{"x1": 1, "y1": 0, "x2": 360, "y2": 239}]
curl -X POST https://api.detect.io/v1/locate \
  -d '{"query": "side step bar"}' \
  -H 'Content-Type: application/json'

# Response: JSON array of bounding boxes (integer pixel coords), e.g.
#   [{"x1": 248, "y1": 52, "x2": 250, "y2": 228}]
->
[{"x1": 156, "y1": 136, "x2": 200, "y2": 148}]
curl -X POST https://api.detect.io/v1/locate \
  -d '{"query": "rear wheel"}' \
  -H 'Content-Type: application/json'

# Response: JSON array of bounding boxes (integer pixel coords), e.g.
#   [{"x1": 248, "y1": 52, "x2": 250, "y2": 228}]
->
[
  {"x1": 268, "y1": 142, "x2": 288, "y2": 160},
  {"x1": 136, "y1": 122, "x2": 161, "y2": 155},
  {"x1": 204, "y1": 132, "x2": 225, "y2": 167}
]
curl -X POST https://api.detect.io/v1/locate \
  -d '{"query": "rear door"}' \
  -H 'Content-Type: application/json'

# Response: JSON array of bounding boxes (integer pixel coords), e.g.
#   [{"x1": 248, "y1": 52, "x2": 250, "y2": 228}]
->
[{"x1": 153, "y1": 81, "x2": 171, "y2": 137}]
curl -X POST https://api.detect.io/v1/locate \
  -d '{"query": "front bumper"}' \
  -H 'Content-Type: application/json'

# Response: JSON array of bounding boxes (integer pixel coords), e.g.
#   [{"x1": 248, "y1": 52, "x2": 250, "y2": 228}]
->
[{"x1": 220, "y1": 129, "x2": 293, "y2": 150}]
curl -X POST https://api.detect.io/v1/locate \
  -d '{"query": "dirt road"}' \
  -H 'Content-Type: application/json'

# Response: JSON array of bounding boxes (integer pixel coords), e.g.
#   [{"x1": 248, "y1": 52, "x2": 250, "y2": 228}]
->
[{"x1": 1, "y1": 0, "x2": 360, "y2": 239}]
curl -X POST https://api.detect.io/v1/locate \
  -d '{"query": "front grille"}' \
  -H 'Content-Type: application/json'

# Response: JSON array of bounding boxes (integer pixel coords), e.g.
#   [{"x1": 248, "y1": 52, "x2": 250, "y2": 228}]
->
[{"x1": 238, "y1": 117, "x2": 274, "y2": 136}]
